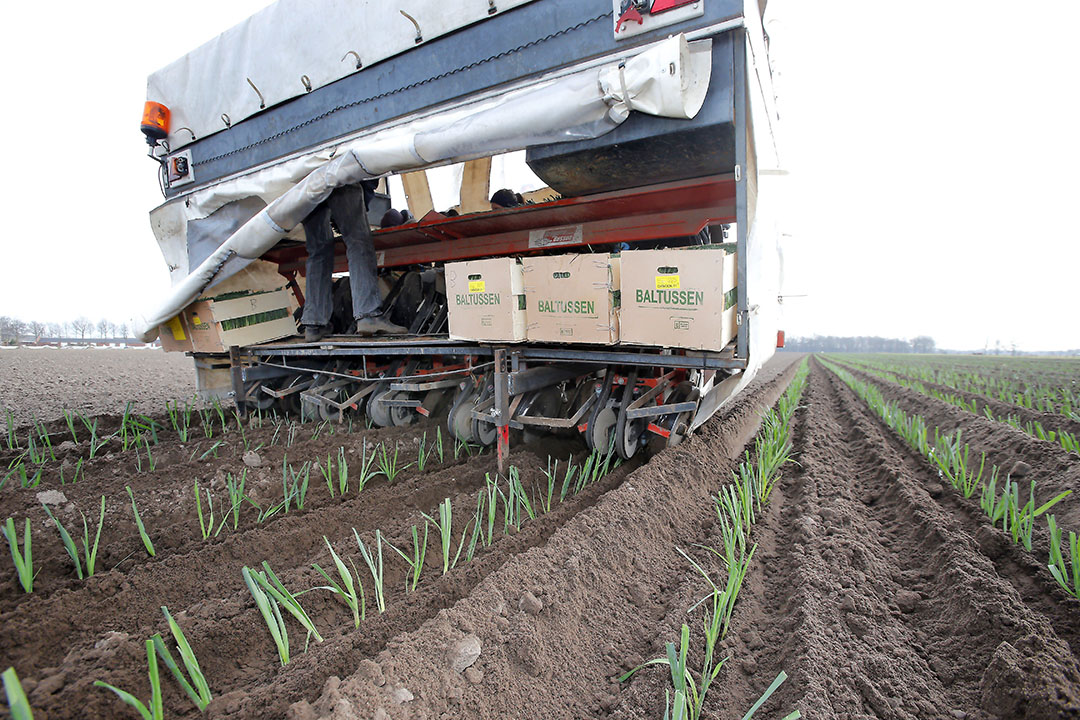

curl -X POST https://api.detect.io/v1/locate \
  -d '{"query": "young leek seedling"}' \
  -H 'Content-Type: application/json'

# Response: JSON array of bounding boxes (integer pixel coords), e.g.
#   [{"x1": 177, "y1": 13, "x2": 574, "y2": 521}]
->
[
  {"x1": 312, "y1": 536, "x2": 364, "y2": 628},
  {"x1": 94, "y1": 639, "x2": 163, "y2": 720},
  {"x1": 2, "y1": 518, "x2": 33, "y2": 593},
  {"x1": 2, "y1": 666, "x2": 34, "y2": 720},
  {"x1": 153, "y1": 606, "x2": 211, "y2": 711},
  {"x1": 127, "y1": 487, "x2": 155, "y2": 557}
]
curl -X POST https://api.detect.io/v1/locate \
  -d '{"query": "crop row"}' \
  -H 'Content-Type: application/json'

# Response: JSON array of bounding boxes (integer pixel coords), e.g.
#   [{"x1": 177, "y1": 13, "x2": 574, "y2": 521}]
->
[
  {"x1": 837, "y1": 355, "x2": 1080, "y2": 422},
  {"x1": 818, "y1": 358, "x2": 1080, "y2": 603},
  {"x1": 2, "y1": 438, "x2": 624, "y2": 718},
  {"x1": 621, "y1": 358, "x2": 810, "y2": 720},
  {"x1": 2, "y1": 426, "x2": 483, "y2": 596},
  {"x1": 1, "y1": 397, "x2": 408, "y2": 493},
  {"x1": 830, "y1": 357, "x2": 1080, "y2": 456}
]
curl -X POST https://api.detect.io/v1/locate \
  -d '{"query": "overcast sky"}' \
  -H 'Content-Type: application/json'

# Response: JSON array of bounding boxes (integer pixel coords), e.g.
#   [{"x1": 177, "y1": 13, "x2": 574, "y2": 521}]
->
[{"x1": 1, "y1": 1, "x2": 1076, "y2": 351}]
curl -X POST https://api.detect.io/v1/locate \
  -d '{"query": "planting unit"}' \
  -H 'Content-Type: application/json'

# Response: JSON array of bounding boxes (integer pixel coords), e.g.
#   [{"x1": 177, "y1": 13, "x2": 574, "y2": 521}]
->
[{"x1": 131, "y1": 0, "x2": 787, "y2": 473}]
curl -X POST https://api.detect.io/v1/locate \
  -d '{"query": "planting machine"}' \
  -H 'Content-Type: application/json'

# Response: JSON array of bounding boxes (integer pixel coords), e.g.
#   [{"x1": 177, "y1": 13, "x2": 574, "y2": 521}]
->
[{"x1": 135, "y1": 0, "x2": 785, "y2": 472}]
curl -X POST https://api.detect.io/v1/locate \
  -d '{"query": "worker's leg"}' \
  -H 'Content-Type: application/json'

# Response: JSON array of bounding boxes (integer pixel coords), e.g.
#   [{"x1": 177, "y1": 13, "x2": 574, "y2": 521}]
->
[
  {"x1": 326, "y1": 186, "x2": 382, "y2": 318},
  {"x1": 300, "y1": 203, "x2": 334, "y2": 335},
  {"x1": 327, "y1": 186, "x2": 408, "y2": 336}
]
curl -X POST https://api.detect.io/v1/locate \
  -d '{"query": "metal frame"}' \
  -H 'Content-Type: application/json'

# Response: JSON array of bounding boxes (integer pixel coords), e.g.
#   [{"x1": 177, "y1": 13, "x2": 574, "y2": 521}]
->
[
  {"x1": 734, "y1": 27, "x2": 750, "y2": 360},
  {"x1": 226, "y1": 25, "x2": 758, "y2": 473}
]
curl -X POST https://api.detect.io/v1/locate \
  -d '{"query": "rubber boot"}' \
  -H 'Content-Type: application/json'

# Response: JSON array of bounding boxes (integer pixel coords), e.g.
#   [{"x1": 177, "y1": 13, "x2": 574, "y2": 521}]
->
[{"x1": 355, "y1": 315, "x2": 408, "y2": 337}]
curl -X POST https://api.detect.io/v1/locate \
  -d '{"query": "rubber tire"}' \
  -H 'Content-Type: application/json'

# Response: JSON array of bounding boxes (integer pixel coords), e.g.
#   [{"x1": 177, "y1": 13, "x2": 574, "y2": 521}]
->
[{"x1": 367, "y1": 385, "x2": 395, "y2": 428}]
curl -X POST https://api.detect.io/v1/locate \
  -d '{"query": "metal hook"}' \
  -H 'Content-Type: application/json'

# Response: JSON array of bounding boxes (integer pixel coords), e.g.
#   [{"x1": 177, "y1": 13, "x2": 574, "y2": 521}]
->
[
  {"x1": 488, "y1": 0, "x2": 497, "y2": 14},
  {"x1": 341, "y1": 50, "x2": 362, "y2": 70},
  {"x1": 400, "y1": 10, "x2": 423, "y2": 44},
  {"x1": 221, "y1": 113, "x2": 232, "y2": 128},
  {"x1": 174, "y1": 127, "x2": 196, "y2": 141},
  {"x1": 301, "y1": 75, "x2": 312, "y2": 92},
  {"x1": 246, "y1": 78, "x2": 266, "y2": 109}
]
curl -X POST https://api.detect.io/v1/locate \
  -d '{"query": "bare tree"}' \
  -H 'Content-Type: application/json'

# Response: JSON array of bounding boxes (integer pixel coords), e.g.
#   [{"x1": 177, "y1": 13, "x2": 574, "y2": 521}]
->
[
  {"x1": 47, "y1": 322, "x2": 63, "y2": 338},
  {"x1": 117, "y1": 322, "x2": 129, "y2": 339},
  {"x1": 910, "y1": 336, "x2": 936, "y2": 354},
  {"x1": 8, "y1": 319, "x2": 26, "y2": 344},
  {"x1": 29, "y1": 321, "x2": 46, "y2": 342},
  {"x1": 0, "y1": 316, "x2": 11, "y2": 343},
  {"x1": 96, "y1": 319, "x2": 109, "y2": 339},
  {"x1": 72, "y1": 317, "x2": 91, "y2": 340}
]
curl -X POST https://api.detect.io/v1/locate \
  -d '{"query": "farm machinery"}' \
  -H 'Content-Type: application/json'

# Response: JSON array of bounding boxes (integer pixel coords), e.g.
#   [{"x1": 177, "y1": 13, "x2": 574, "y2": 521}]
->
[{"x1": 134, "y1": 0, "x2": 784, "y2": 473}]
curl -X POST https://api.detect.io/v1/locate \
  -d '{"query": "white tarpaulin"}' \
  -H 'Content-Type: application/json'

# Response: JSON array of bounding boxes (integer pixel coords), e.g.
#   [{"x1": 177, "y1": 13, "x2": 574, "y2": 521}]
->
[
  {"x1": 147, "y1": 0, "x2": 539, "y2": 149},
  {"x1": 135, "y1": 35, "x2": 712, "y2": 341}
]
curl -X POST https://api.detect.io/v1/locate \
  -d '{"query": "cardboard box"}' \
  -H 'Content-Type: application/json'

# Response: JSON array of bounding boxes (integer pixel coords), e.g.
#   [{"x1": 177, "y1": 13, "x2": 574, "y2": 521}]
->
[
  {"x1": 523, "y1": 253, "x2": 620, "y2": 344},
  {"x1": 619, "y1": 247, "x2": 738, "y2": 351},
  {"x1": 158, "y1": 288, "x2": 297, "y2": 353},
  {"x1": 445, "y1": 258, "x2": 526, "y2": 342}
]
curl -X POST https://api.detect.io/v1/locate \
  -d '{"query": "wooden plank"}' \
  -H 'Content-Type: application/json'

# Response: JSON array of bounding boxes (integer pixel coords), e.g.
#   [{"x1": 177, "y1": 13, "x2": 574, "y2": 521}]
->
[
  {"x1": 400, "y1": 171, "x2": 434, "y2": 218},
  {"x1": 458, "y1": 157, "x2": 493, "y2": 214}
]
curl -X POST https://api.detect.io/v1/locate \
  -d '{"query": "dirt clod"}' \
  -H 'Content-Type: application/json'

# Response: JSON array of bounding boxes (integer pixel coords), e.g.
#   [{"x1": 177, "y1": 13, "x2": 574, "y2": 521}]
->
[
  {"x1": 518, "y1": 591, "x2": 543, "y2": 615},
  {"x1": 449, "y1": 635, "x2": 481, "y2": 674},
  {"x1": 35, "y1": 490, "x2": 67, "y2": 506},
  {"x1": 1010, "y1": 459, "x2": 1032, "y2": 477},
  {"x1": 895, "y1": 590, "x2": 920, "y2": 613}
]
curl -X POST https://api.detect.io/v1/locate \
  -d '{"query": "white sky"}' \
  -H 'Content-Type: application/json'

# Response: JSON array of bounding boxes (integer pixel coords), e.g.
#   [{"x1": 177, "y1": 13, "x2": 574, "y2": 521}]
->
[{"x1": 0, "y1": 1, "x2": 1077, "y2": 350}]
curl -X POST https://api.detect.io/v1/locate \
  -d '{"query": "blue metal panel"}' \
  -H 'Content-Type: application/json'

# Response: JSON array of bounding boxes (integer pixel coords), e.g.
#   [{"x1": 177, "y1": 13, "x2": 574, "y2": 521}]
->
[{"x1": 172, "y1": 0, "x2": 742, "y2": 196}]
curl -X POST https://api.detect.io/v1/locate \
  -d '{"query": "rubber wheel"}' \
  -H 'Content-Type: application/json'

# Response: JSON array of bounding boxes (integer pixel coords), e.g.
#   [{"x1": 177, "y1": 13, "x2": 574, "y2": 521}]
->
[
  {"x1": 664, "y1": 382, "x2": 700, "y2": 448},
  {"x1": 389, "y1": 392, "x2": 416, "y2": 427},
  {"x1": 521, "y1": 387, "x2": 563, "y2": 444},
  {"x1": 584, "y1": 371, "x2": 615, "y2": 452},
  {"x1": 618, "y1": 416, "x2": 646, "y2": 460},
  {"x1": 448, "y1": 384, "x2": 478, "y2": 443},
  {"x1": 319, "y1": 401, "x2": 344, "y2": 423},
  {"x1": 246, "y1": 383, "x2": 276, "y2": 411},
  {"x1": 367, "y1": 385, "x2": 395, "y2": 427},
  {"x1": 280, "y1": 391, "x2": 303, "y2": 417},
  {"x1": 589, "y1": 407, "x2": 617, "y2": 453},
  {"x1": 474, "y1": 414, "x2": 497, "y2": 447}
]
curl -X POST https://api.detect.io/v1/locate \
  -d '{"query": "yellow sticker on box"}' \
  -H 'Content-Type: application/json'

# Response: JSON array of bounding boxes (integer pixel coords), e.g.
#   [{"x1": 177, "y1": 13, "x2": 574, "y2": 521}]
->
[
  {"x1": 167, "y1": 316, "x2": 186, "y2": 341},
  {"x1": 468, "y1": 280, "x2": 486, "y2": 293},
  {"x1": 655, "y1": 275, "x2": 681, "y2": 290}
]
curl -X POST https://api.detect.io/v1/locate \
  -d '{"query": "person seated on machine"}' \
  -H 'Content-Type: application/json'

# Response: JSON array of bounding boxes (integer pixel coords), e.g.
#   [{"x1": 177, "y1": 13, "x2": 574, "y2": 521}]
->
[{"x1": 301, "y1": 183, "x2": 408, "y2": 342}]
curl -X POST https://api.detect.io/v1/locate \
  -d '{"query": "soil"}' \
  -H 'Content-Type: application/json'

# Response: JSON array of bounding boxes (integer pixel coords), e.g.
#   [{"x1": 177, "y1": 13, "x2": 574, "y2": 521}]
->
[
  {"x1": 3, "y1": 352, "x2": 1080, "y2": 720},
  {"x1": 0, "y1": 347, "x2": 197, "y2": 426}
]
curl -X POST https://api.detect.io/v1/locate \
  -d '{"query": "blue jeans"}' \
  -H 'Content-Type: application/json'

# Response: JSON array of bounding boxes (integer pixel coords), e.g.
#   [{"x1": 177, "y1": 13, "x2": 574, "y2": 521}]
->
[{"x1": 301, "y1": 185, "x2": 382, "y2": 327}]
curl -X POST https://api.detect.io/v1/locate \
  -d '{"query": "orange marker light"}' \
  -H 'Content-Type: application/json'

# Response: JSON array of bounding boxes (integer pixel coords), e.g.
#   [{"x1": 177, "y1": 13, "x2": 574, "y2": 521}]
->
[{"x1": 141, "y1": 101, "x2": 171, "y2": 143}]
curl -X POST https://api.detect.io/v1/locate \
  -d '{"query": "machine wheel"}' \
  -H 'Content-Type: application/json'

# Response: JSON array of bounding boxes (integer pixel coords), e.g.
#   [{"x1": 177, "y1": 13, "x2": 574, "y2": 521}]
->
[
  {"x1": 471, "y1": 379, "x2": 497, "y2": 447},
  {"x1": 319, "y1": 400, "x2": 344, "y2": 423},
  {"x1": 520, "y1": 386, "x2": 563, "y2": 444},
  {"x1": 647, "y1": 381, "x2": 699, "y2": 450},
  {"x1": 616, "y1": 369, "x2": 646, "y2": 460},
  {"x1": 280, "y1": 391, "x2": 303, "y2": 417},
  {"x1": 367, "y1": 385, "x2": 395, "y2": 427},
  {"x1": 447, "y1": 383, "x2": 478, "y2": 443},
  {"x1": 584, "y1": 370, "x2": 615, "y2": 452},
  {"x1": 388, "y1": 392, "x2": 416, "y2": 427},
  {"x1": 245, "y1": 382, "x2": 276, "y2": 411},
  {"x1": 588, "y1": 407, "x2": 617, "y2": 453},
  {"x1": 667, "y1": 383, "x2": 699, "y2": 447}
]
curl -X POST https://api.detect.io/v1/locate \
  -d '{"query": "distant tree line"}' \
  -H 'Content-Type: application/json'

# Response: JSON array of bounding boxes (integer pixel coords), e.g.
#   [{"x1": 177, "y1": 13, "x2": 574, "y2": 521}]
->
[
  {"x1": 782, "y1": 335, "x2": 937, "y2": 354},
  {"x1": 0, "y1": 316, "x2": 130, "y2": 344}
]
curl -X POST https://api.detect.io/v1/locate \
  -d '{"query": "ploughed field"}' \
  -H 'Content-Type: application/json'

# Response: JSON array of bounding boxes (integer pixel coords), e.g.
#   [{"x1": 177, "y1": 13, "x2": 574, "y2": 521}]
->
[{"x1": 2, "y1": 351, "x2": 1080, "y2": 719}]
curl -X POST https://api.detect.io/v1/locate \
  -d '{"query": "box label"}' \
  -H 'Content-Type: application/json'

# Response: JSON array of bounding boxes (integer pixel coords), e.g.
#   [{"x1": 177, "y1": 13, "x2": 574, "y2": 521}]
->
[
  {"x1": 455, "y1": 292, "x2": 500, "y2": 306},
  {"x1": 468, "y1": 280, "x2": 486, "y2": 293},
  {"x1": 655, "y1": 275, "x2": 681, "y2": 290},
  {"x1": 536, "y1": 299, "x2": 597, "y2": 316},
  {"x1": 634, "y1": 289, "x2": 706, "y2": 307}
]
